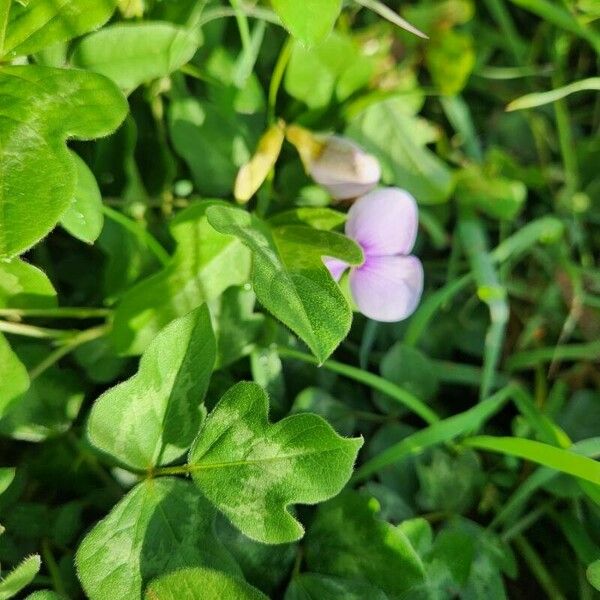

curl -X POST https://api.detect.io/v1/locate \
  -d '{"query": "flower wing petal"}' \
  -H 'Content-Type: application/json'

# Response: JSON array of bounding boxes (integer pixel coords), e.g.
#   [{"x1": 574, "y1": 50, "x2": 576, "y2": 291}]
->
[
  {"x1": 349, "y1": 255, "x2": 423, "y2": 322},
  {"x1": 323, "y1": 257, "x2": 350, "y2": 282},
  {"x1": 346, "y1": 188, "x2": 419, "y2": 256}
]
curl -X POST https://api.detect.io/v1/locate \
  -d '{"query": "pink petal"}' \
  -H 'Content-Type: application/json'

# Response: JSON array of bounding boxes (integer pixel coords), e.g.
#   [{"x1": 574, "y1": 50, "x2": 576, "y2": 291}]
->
[
  {"x1": 346, "y1": 188, "x2": 419, "y2": 257},
  {"x1": 323, "y1": 257, "x2": 349, "y2": 282},
  {"x1": 349, "y1": 255, "x2": 423, "y2": 322}
]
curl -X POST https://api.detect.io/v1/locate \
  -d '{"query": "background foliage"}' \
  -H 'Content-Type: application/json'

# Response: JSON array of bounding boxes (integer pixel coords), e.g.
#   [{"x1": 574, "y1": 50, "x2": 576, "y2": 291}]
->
[{"x1": 0, "y1": 0, "x2": 599, "y2": 598}]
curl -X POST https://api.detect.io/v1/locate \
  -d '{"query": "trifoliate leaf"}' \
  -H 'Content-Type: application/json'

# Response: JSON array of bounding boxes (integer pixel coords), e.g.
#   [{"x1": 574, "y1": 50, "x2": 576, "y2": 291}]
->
[{"x1": 188, "y1": 381, "x2": 363, "y2": 544}]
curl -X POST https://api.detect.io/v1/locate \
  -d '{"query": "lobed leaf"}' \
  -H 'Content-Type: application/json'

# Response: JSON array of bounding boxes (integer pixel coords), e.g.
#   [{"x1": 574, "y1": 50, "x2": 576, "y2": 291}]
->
[
  {"x1": 88, "y1": 305, "x2": 216, "y2": 471},
  {"x1": 0, "y1": 66, "x2": 127, "y2": 259},
  {"x1": 188, "y1": 381, "x2": 363, "y2": 544}
]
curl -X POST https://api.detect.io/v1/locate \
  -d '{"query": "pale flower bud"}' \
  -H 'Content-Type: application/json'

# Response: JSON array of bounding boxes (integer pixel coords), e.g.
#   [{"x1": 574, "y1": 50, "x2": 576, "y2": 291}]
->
[{"x1": 286, "y1": 125, "x2": 381, "y2": 201}]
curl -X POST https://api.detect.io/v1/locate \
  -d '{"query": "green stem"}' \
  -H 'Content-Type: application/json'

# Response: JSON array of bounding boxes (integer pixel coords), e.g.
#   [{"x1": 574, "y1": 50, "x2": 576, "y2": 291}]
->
[
  {"x1": 513, "y1": 534, "x2": 567, "y2": 600},
  {"x1": 277, "y1": 346, "x2": 439, "y2": 425},
  {"x1": 0, "y1": 307, "x2": 111, "y2": 319},
  {"x1": 66, "y1": 432, "x2": 123, "y2": 500},
  {"x1": 0, "y1": 320, "x2": 73, "y2": 340},
  {"x1": 41, "y1": 539, "x2": 69, "y2": 599},
  {"x1": 230, "y1": 0, "x2": 252, "y2": 56},
  {"x1": 501, "y1": 503, "x2": 553, "y2": 542},
  {"x1": 29, "y1": 324, "x2": 108, "y2": 381},
  {"x1": 268, "y1": 37, "x2": 293, "y2": 124},
  {"x1": 102, "y1": 205, "x2": 170, "y2": 267},
  {"x1": 0, "y1": 0, "x2": 11, "y2": 59}
]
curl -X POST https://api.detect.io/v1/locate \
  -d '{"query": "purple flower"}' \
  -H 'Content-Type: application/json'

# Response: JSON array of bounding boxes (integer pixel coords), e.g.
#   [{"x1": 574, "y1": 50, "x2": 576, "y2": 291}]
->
[{"x1": 325, "y1": 188, "x2": 424, "y2": 322}]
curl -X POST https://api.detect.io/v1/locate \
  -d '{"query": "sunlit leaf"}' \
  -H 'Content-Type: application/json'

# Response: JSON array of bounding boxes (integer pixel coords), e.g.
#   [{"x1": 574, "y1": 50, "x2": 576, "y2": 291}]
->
[
  {"x1": 189, "y1": 382, "x2": 363, "y2": 544},
  {"x1": 76, "y1": 478, "x2": 240, "y2": 600},
  {"x1": 88, "y1": 305, "x2": 215, "y2": 470},
  {"x1": 0, "y1": 66, "x2": 127, "y2": 259}
]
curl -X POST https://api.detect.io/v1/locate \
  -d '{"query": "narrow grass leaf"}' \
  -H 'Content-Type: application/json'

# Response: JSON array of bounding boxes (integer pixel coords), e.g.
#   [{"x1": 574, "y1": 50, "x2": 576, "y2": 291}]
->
[{"x1": 463, "y1": 436, "x2": 600, "y2": 485}]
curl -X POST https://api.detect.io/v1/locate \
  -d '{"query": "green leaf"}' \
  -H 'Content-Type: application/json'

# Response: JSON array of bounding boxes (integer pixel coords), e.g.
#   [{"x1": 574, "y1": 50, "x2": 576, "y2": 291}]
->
[
  {"x1": 213, "y1": 287, "x2": 265, "y2": 368},
  {"x1": 216, "y1": 516, "x2": 296, "y2": 595},
  {"x1": 347, "y1": 97, "x2": 454, "y2": 204},
  {"x1": 25, "y1": 591, "x2": 66, "y2": 600},
  {"x1": 168, "y1": 85, "x2": 258, "y2": 197},
  {"x1": 285, "y1": 33, "x2": 374, "y2": 109},
  {"x1": 354, "y1": 0, "x2": 427, "y2": 38},
  {"x1": 305, "y1": 492, "x2": 425, "y2": 596},
  {"x1": 463, "y1": 436, "x2": 600, "y2": 485},
  {"x1": 426, "y1": 30, "x2": 475, "y2": 96},
  {"x1": 111, "y1": 201, "x2": 251, "y2": 355},
  {"x1": 71, "y1": 23, "x2": 201, "y2": 91},
  {"x1": 0, "y1": 344, "x2": 84, "y2": 442},
  {"x1": 379, "y1": 343, "x2": 439, "y2": 407},
  {"x1": 88, "y1": 305, "x2": 215, "y2": 471},
  {"x1": 188, "y1": 381, "x2": 363, "y2": 544},
  {"x1": 145, "y1": 567, "x2": 267, "y2": 600},
  {"x1": 4, "y1": 0, "x2": 118, "y2": 57},
  {"x1": 271, "y1": 0, "x2": 341, "y2": 44},
  {"x1": 455, "y1": 165, "x2": 527, "y2": 220},
  {"x1": 0, "y1": 335, "x2": 29, "y2": 417},
  {"x1": 0, "y1": 66, "x2": 127, "y2": 259},
  {"x1": 285, "y1": 573, "x2": 389, "y2": 600},
  {"x1": 587, "y1": 560, "x2": 600, "y2": 592},
  {"x1": 0, "y1": 259, "x2": 57, "y2": 309},
  {"x1": 76, "y1": 478, "x2": 240, "y2": 600},
  {"x1": 292, "y1": 387, "x2": 356, "y2": 436},
  {"x1": 206, "y1": 205, "x2": 362, "y2": 362},
  {"x1": 0, "y1": 467, "x2": 15, "y2": 496},
  {"x1": 0, "y1": 554, "x2": 41, "y2": 600},
  {"x1": 60, "y1": 152, "x2": 104, "y2": 244}
]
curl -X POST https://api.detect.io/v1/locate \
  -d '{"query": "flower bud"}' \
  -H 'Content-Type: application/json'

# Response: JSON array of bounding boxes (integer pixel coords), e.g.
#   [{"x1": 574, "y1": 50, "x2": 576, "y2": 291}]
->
[{"x1": 286, "y1": 126, "x2": 381, "y2": 201}]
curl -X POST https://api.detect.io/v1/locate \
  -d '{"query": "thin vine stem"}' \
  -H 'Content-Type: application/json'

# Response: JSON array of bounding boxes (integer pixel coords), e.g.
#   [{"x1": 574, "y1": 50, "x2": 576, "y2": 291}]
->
[
  {"x1": 0, "y1": 320, "x2": 74, "y2": 339},
  {"x1": 0, "y1": 307, "x2": 111, "y2": 320},
  {"x1": 29, "y1": 324, "x2": 108, "y2": 381},
  {"x1": 102, "y1": 205, "x2": 171, "y2": 267},
  {"x1": 277, "y1": 346, "x2": 440, "y2": 425},
  {"x1": 268, "y1": 37, "x2": 293, "y2": 124}
]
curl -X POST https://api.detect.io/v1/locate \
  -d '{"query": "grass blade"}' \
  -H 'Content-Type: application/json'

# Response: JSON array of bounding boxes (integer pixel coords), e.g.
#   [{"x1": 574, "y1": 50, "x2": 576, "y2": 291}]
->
[
  {"x1": 507, "y1": 77, "x2": 600, "y2": 111},
  {"x1": 354, "y1": 384, "x2": 516, "y2": 481},
  {"x1": 463, "y1": 436, "x2": 600, "y2": 485},
  {"x1": 354, "y1": 0, "x2": 428, "y2": 38}
]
